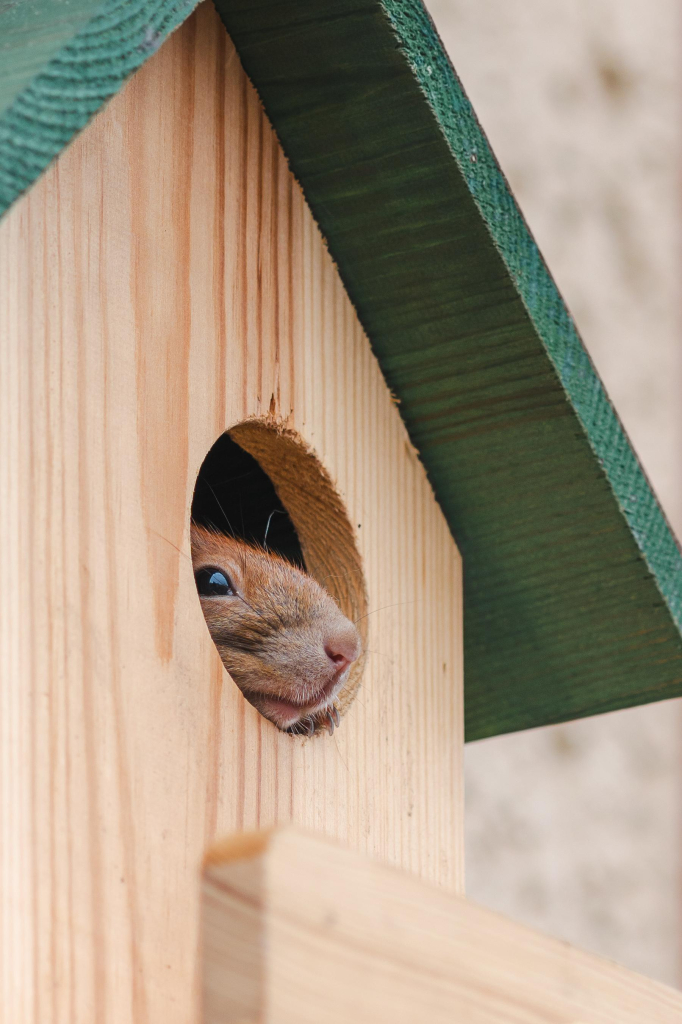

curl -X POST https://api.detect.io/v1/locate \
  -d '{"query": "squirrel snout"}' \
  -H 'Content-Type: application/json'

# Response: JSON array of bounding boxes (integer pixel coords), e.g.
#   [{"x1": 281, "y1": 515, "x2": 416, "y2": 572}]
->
[{"x1": 324, "y1": 625, "x2": 361, "y2": 677}]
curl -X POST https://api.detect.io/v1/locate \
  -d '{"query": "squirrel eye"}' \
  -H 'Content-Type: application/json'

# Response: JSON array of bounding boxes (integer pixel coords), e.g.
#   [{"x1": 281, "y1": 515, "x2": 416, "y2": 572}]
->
[{"x1": 195, "y1": 567, "x2": 235, "y2": 597}]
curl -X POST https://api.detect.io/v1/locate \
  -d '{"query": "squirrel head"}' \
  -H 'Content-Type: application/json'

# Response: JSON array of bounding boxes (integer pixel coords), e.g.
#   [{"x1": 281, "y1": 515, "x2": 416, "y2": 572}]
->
[{"x1": 191, "y1": 525, "x2": 361, "y2": 734}]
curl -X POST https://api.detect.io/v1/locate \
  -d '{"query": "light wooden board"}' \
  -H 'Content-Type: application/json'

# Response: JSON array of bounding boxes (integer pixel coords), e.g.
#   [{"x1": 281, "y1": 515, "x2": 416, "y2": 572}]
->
[
  {"x1": 0, "y1": 5, "x2": 463, "y2": 1023},
  {"x1": 203, "y1": 827, "x2": 682, "y2": 1024}
]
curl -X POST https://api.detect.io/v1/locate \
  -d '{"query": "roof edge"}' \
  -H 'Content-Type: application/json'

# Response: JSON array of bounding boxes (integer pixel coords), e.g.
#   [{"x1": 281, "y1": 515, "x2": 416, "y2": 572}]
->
[{"x1": 0, "y1": 0, "x2": 199, "y2": 217}]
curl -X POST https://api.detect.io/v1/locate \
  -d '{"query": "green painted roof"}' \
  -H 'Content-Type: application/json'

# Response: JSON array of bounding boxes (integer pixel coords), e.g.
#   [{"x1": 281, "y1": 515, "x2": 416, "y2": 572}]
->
[
  {"x1": 0, "y1": 0, "x2": 198, "y2": 208},
  {"x1": 3, "y1": 0, "x2": 682, "y2": 740}
]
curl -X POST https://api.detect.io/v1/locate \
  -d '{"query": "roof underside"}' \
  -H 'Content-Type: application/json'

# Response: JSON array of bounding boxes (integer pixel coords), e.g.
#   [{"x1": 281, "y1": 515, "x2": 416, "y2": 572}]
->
[{"x1": 3, "y1": 0, "x2": 682, "y2": 740}]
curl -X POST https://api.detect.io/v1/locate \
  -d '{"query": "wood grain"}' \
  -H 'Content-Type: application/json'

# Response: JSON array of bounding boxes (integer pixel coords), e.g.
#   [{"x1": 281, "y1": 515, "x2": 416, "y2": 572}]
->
[
  {"x1": 203, "y1": 827, "x2": 682, "y2": 1024},
  {"x1": 0, "y1": 5, "x2": 463, "y2": 1022}
]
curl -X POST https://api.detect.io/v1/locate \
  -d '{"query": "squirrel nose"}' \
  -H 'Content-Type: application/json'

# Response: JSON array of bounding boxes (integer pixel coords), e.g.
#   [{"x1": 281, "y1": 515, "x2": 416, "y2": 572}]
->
[{"x1": 324, "y1": 630, "x2": 360, "y2": 676}]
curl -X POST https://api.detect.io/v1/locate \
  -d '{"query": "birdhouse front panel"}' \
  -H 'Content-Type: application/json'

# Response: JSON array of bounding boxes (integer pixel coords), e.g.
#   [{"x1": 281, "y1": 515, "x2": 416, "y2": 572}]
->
[{"x1": 0, "y1": 6, "x2": 463, "y2": 1021}]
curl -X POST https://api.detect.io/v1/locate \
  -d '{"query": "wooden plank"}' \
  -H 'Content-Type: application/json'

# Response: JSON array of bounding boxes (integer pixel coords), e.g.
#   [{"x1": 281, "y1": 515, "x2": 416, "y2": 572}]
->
[
  {"x1": 203, "y1": 827, "x2": 682, "y2": 1024},
  {"x1": 0, "y1": 7, "x2": 463, "y2": 1022}
]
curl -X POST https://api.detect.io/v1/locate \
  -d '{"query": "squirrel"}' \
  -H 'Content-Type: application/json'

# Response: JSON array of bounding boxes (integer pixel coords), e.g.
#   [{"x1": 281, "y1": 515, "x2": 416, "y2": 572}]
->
[{"x1": 191, "y1": 525, "x2": 361, "y2": 736}]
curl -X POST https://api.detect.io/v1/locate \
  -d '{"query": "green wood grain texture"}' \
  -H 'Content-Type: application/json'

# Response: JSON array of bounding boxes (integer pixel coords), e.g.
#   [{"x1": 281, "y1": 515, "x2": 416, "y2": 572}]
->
[
  {"x1": 0, "y1": 0, "x2": 96, "y2": 116},
  {"x1": 2, "y1": 0, "x2": 682, "y2": 739},
  {"x1": 0, "y1": 0, "x2": 199, "y2": 214}
]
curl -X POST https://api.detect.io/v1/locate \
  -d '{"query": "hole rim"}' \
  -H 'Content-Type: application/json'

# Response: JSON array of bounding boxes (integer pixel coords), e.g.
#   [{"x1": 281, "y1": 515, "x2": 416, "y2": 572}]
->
[{"x1": 192, "y1": 417, "x2": 368, "y2": 726}]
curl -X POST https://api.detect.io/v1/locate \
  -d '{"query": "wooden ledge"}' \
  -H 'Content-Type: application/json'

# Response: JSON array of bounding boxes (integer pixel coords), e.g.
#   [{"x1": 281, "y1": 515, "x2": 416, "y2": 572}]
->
[{"x1": 202, "y1": 827, "x2": 682, "y2": 1023}]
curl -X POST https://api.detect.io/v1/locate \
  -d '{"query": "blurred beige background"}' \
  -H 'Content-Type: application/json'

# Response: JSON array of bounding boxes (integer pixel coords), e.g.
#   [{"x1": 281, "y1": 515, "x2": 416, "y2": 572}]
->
[{"x1": 424, "y1": 0, "x2": 682, "y2": 987}]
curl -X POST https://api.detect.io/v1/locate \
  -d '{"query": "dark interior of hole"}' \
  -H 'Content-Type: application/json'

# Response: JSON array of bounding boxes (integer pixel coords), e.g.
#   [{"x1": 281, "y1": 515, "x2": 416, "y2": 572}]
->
[{"x1": 191, "y1": 433, "x2": 305, "y2": 568}]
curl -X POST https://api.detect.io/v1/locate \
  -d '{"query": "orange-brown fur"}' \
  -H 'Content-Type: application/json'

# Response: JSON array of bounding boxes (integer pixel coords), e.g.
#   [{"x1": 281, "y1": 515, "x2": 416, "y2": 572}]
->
[{"x1": 191, "y1": 525, "x2": 361, "y2": 733}]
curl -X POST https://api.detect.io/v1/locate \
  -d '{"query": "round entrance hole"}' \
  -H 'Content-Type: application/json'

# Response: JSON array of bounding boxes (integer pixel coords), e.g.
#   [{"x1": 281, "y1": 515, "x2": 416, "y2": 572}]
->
[{"x1": 191, "y1": 420, "x2": 368, "y2": 730}]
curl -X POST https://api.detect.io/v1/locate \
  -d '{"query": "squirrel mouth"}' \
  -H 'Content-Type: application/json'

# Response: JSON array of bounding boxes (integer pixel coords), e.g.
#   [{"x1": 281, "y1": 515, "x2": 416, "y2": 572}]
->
[{"x1": 247, "y1": 675, "x2": 344, "y2": 728}]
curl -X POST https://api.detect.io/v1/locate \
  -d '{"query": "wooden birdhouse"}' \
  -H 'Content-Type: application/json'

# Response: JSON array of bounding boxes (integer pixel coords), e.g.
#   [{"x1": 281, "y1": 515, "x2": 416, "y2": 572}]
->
[{"x1": 3, "y1": 1, "x2": 682, "y2": 1021}]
